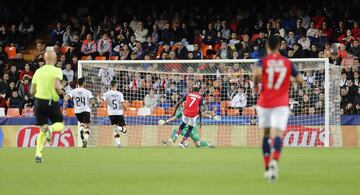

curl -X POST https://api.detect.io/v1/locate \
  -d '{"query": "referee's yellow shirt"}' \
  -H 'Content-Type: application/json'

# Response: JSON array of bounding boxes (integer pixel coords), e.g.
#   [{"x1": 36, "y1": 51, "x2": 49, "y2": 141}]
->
[{"x1": 32, "y1": 64, "x2": 63, "y2": 102}]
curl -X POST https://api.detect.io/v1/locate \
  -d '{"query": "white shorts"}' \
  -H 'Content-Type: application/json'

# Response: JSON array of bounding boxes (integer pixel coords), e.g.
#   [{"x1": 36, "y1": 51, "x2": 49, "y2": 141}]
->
[
  {"x1": 182, "y1": 115, "x2": 198, "y2": 127},
  {"x1": 256, "y1": 106, "x2": 290, "y2": 131}
]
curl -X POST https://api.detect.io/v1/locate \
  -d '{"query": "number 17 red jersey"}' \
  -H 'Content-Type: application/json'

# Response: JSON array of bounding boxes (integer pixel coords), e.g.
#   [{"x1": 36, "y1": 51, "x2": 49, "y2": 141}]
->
[
  {"x1": 257, "y1": 53, "x2": 299, "y2": 108},
  {"x1": 183, "y1": 92, "x2": 203, "y2": 117}
]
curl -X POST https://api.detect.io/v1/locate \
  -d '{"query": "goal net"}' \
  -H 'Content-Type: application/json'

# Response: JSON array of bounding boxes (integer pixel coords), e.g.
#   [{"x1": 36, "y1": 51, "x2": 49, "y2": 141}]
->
[{"x1": 77, "y1": 59, "x2": 342, "y2": 147}]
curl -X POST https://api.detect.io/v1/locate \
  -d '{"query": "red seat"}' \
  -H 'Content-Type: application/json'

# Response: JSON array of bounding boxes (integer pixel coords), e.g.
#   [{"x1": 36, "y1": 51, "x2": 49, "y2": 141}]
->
[
  {"x1": 200, "y1": 45, "x2": 213, "y2": 57},
  {"x1": 95, "y1": 56, "x2": 106, "y2": 60},
  {"x1": 7, "y1": 108, "x2": 20, "y2": 117},
  {"x1": 5, "y1": 46, "x2": 16, "y2": 59}
]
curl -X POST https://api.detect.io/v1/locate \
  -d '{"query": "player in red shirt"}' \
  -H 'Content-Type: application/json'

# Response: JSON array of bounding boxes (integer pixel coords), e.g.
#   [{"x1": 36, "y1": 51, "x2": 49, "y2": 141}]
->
[
  {"x1": 173, "y1": 85, "x2": 203, "y2": 148},
  {"x1": 253, "y1": 35, "x2": 303, "y2": 181}
]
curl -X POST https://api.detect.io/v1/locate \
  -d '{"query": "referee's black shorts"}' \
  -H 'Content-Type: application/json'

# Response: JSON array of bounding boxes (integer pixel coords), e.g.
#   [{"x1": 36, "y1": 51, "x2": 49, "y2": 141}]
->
[
  {"x1": 34, "y1": 99, "x2": 64, "y2": 126},
  {"x1": 75, "y1": 112, "x2": 91, "y2": 124},
  {"x1": 109, "y1": 115, "x2": 126, "y2": 126}
]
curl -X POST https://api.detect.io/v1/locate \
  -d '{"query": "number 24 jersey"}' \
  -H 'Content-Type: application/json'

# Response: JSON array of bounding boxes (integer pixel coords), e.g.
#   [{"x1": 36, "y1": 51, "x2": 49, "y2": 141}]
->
[
  {"x1": 67, "y1": 88, "x2": 94, "y2": 113},
  {"x1": 101, "y1": 90, "x2": 125, "y2": 116}
]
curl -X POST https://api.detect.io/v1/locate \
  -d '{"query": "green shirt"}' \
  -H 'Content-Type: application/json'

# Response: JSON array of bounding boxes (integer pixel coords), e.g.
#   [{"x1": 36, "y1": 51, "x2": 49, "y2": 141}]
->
[{"x1": 32, "y1": 64, "x2": 63, "y2": 101}]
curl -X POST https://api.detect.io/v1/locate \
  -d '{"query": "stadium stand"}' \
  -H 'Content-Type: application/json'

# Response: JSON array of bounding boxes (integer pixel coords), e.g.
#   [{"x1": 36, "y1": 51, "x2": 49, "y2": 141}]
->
[{"x1": 0, "y1": 0, "x2": 359, "y2": 116}]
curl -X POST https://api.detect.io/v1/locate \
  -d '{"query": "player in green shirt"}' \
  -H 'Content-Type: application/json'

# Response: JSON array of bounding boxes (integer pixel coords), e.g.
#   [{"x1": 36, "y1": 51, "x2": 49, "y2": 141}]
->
[{"x1": 159, "y1": 107, "x2": 220, "y2": 148}]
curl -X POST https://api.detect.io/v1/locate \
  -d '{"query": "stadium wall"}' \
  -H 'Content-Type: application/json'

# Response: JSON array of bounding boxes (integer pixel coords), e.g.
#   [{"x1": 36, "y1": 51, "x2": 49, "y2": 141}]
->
[{"x1": 1, "y1": 116, "x2": 360, "y2": 147}]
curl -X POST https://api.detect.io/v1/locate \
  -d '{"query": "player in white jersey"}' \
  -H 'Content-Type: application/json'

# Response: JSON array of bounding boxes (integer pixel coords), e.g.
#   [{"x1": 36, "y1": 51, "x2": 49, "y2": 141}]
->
[
  {"x1": 98, "y1": 80, "x2": 127, "y2": 148},
  {"x1": 63, "y1": 78, "x2": 95, "y2": 147},
  {"x1": 63, "y1": 78, "x2": 95, "y2": 148}
]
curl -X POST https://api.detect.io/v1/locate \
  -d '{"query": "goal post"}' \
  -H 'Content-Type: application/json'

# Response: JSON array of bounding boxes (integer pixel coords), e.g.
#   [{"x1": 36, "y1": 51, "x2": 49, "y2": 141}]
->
[{"x1": 77, "y1": 58, "x2": 342, "y2": 147}]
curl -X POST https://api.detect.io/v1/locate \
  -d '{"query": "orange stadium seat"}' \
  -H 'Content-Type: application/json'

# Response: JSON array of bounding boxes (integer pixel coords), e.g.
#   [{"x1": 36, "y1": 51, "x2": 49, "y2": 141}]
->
[
  {"x1": 97, "y1": 108, "x2": 108, "y2": 117},
  {"x1": 123, "y1": 101, "x2": 131, "y2": 108},
  {"x1": 153, "y1": 107, "x2": 165, "y2": 116},
  {"x1": 200, "y1": 45, "x2": 213, "y2": 57},
  {"x1": 166, "y1": 107, "x2": 176, "y2": 115},
  {"x1": 7, "y1": 108, "x2": 20, "y2": 117},
  {"x1": 65, "y1": 108, "x2": 76, "y2": 117},
  {"x1": 95, "y1": 56, "x2": 107, "y2": 60},
  {"x1": 171, "y1": 44, "x2": 179, "y2": 51},
  {"x1": 220, "y1": 101, "x2": 230, "y2": 115},
  {"x1": 81, "y1": 55, "x2": 91, "y2": 60},
  {"x1": 5, "y1": 46, "x2": 16, "y2": 59},
  {"x1": 109, "y1": 56, "x2": 119, "y2": 60},
  {"x1": 60, "y1": 46, "x2": 69, "y2": 54},
  {"x1": 125, "y1": 108, "x2": 138, "y2": 116},
  {"x1": 132, "y1": 100, "x2": 144, "y2": 108},
  {"x1": 227, "y1": 109, "x2": 240, "y2": 116},
  {"x1": 156, "y1": 45, "x2": 164, "y2": 59},
  {"x1": 243, "y1": 107, "x2": 256, "y2": 116}
]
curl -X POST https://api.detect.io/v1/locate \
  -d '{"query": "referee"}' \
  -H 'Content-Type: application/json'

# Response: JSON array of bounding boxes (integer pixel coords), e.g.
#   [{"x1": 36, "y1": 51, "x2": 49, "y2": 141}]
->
[{"x1": 31, "y1": 48, "x2": 65, "y2": 163}]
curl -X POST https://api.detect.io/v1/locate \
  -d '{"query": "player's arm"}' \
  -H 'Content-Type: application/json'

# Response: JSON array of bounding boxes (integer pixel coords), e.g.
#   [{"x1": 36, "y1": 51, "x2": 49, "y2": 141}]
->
[
  {"x1": 55, "y1": 78, "x2": 64, "y2": 96},
  {"x1": 30, "y1": 72, "x2": 37, "y2": 96},
  {"x1": 173, "y1": 97, "x2": 185, "y2": 116},
  {"x1": 30, "y1": 83, "x2": 36, "y2": 96},
  {"x1": 63, "y1": 94, "x2": 71, "y2": 110},
  {"x1": 291, "y1": 62, "x2": 304, "y2": 84},
  {"x1": 121, "y1": 102, "x2": 127, "y2": 111},
  {"x1": 158, "y1": 115, "x2": 177, "y2": 125},
  {"x1": 201, "y1": 111, "x2": 221, "y2": 121},
  {"x1": 198, "y1": 99, "x2": 203, "y2": 128},
  {"x1": 253, "y1": 61, "x2": 263, "y2": 94}
]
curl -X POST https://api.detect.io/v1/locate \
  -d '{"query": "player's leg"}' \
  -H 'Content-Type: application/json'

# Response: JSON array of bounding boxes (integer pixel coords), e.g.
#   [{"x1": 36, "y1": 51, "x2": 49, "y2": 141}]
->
[
  {"x1": 34, "y1": 100, "x2": 55, "y2": 162},
  {"x1": 110, "y1": 115, "x2": 122, "y2": 148},
  {"x1": 119, "y1": 115, "x2": 127, "y2": 133},
  {"x1": 48, "y1": 103, "x2": 65, "y2": 134},
  {"x1": 179, "y1": 116, "x2": 197, "y2": 148},
  {"x1": 267, "y1": 106, "x2": 290, "y2": 181},
  {"x1": 80, "y1": 112, "x2": 91, "y2": 148},
  {"x1": 175, "y1": 115, "x2": 189, "y2": 138},
  {"x1": 256, "y1": 106, "x2": 272, "y2": 175}
]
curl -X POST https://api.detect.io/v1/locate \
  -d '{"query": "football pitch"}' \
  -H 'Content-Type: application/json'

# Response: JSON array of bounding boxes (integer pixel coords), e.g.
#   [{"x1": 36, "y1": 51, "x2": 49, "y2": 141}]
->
[{"x1": 0, "y1": 147, "x2": 359, "y2": 195}]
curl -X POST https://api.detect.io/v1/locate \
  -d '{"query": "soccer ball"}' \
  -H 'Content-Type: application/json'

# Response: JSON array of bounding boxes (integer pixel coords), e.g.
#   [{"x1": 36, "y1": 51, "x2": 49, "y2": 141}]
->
[{"x1": 183, "y1": 141, "x2": 189, "y2": 148}]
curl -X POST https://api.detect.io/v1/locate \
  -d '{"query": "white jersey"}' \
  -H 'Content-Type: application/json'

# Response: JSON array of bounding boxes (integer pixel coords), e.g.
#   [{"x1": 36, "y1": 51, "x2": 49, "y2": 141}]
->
[
  {"x1": 101, "y1": 90, "x2": 125, "y2": 115},
  {"x1": 98, "y1": 68, "x2": 115, "y2": 86},
  {"x1": 67, "y1": 88, "x2": 94, "y2": 113}
]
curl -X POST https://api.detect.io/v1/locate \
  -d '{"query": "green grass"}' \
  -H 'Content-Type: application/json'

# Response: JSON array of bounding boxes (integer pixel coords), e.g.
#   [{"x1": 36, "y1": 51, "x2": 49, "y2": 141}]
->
[{"x1": 1, "y1": 147, "x2": 360, "y2": 195}]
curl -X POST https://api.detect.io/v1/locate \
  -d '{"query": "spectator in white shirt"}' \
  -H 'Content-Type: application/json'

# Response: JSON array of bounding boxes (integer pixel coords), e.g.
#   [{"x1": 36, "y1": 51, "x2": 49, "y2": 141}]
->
[
  {"x1": 62, "y1": 64, "x2": 74, "y2": 82},
  {"x1": 97, "y1": 33, "x2": 112, "y2": 56},
  {"x1": 134, "y1": 22, "x2": 148, "y2": 43},
  {"x1": 231, "y1": 87, "x2": 247, "y2": 109},
  {"x1": 306, "y1": 21, "x2": 318, "y2": 39},
  {"x1": 298, "y1": 34, "x2": 311, "y2": 50}
]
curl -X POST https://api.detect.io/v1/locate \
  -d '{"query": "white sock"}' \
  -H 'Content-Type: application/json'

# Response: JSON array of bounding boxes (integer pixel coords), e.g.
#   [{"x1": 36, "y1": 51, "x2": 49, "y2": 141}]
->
[
  {"x1": 84, "y1": 129, "x2": 90, "y2": 141},
  {"x1": 115, "y1": 136, "x2": 121, "y2": 145}
]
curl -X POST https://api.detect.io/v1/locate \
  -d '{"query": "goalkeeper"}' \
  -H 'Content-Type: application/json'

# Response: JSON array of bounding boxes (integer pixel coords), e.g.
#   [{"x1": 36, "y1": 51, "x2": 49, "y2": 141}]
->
[{"x1": 159, "y1": 107, "x2": 220, "y2": 148}]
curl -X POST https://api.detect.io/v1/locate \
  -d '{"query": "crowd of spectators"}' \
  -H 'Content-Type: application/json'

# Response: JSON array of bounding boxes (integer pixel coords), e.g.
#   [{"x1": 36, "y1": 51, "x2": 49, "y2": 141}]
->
[{"x1": 0, "y1": 0, "x2": 359, "y2": 116}]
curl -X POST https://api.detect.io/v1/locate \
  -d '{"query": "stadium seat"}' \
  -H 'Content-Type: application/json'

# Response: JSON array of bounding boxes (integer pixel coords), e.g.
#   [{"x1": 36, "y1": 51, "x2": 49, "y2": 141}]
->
[
  {"x1": 97, "y1": 108, "x2": 108, "y2": 117},
  {"x1": 243, "y1": 107, "x2": 256, "y2": 116},
  {"x1": 200, "y1": 45, "x2": 213, "y2": 57},
  {"x1": 166, "y1": 107, "x2": 175, "y2": 115},
  {"x1": 153, "y1": 107, "x2": 165, "y2": 116},
  {"x1": 251, "y1": 34, "x2": 260, "y2": 41},
  {"x1": 227, "y1": 109, "x2": 240, "y2": 116},
  {"x1": 95, "y1": 56, "x2": 107, "y2": 60},
  {"x1": 109, "y1": 56, "x2": 119, "y2": 60},
  {"x1": 132, "y1": 100, "x2": 144, "y2": 108},
  {"x1": 81, "y1": 55, "x2": 91, "y2": 60},
  {"x1": 23, "y1": 54, "x2": 35, "y2": 61},
  {"x1": 65, "y1": 108, "x2": 76, "y2": 117},
  {"x1": 125, "y1": 108, "x2": 138, "y2": 116},
  {"x1": 60, "y1": 46, "x2": 69, "y2": 54},
  {"x1": 220, "y1": 101, "x2": 230, "y2": 115},
  {"x1": 7, "y1": 108, "x2": 20, "y2": 117},
  {"x1": 5, "y1": 46, "x2": 16, "y2": 59},
  {"x1": 123, "y1": 101, "x2": 131, "y2": 108},
  {"x1": 156, "y1": 45, "x2": 164, "y2": 59},
  {"x1": 171, "y1": 44, "x2": 179, "y2": 51},
  {"x1": 0, "y1": 108, "x2": 5, "y2": 117},
  {"x1": 138, "y1": 107, "x2": 151, "y2": 116}
]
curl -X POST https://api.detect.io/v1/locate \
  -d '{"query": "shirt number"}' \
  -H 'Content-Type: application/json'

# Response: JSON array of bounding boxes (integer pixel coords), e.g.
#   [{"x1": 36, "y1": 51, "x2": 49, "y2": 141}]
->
[
  {"x1": 266, "y1": 60, "x2": 287, "y2": 90},
  {"x1": 189, "y1": 97, "x2": 197, "y2": 107}
]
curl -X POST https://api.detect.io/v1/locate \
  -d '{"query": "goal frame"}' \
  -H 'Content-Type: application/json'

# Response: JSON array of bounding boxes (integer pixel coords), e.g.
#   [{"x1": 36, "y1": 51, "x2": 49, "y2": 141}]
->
[{"x1": 78, "y1": 58, "x2": 331, "y2": 147}]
